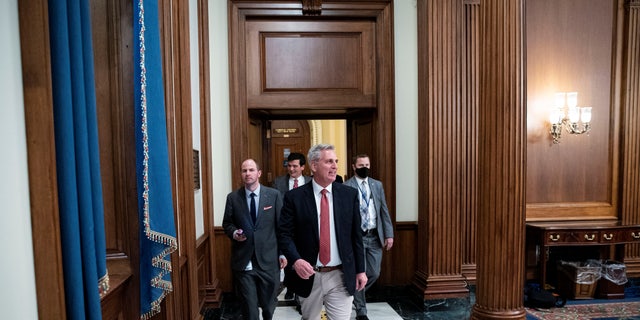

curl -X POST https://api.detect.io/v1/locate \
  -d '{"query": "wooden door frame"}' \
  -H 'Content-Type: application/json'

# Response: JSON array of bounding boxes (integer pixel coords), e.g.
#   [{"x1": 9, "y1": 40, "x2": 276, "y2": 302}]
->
[
  {"x1": 228, "y1": 1, "x2": 396, "y2": 217},
  {"x1": 18, "y1": 1, "x2": 66, "y2": 318}
]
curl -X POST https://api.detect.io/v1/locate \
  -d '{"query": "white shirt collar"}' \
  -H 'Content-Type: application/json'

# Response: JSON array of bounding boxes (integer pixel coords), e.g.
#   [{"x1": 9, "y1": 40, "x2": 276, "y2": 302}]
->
[
  {"x1": 355, "y1": 176, "x2": 368, "y2": 185},
  {"x1": 312, "y1": 179, "x2": 332, "y2": 195},
  {"x1": 246, "y1": 184, "x2": 260, "y2": 197}
]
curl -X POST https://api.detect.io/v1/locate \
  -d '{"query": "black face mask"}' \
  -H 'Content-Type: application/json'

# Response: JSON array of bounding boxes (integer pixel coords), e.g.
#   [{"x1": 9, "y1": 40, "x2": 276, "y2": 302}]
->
[{"x1": 355, "y1": 167, "x2": 369, "y2": 179}]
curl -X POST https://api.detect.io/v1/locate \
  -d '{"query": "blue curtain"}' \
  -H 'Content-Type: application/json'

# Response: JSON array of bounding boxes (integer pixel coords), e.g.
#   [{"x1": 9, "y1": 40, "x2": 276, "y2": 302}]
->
[
  {"x1": 134, "y1": 0, "x2": 178, "y2": 319},
  {"x1": 48, "y1": 0, "x2": 108, "y2": 319}
]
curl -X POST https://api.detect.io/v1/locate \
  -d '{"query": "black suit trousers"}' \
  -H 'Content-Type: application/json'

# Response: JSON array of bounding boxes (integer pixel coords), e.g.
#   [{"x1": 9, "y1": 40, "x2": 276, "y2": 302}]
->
[{"x1": 234, "y1": 266, "x2": 280, "y2": 320}]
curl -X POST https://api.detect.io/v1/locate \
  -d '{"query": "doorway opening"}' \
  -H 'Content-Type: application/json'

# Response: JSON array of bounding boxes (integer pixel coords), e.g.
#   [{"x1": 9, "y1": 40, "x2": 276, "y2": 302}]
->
[{"x1": 252, "y1": 118, "x2": 348, "y2": 186}]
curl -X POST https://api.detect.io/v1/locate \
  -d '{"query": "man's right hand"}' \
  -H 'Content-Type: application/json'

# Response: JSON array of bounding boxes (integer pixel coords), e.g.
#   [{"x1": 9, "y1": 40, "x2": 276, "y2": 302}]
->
[
  {"x1": 233, "y1": 229, "x2": 247, "y2": 241},
  {"x1": 293, "y1": 259, "x2": 314, "y2": 279}
]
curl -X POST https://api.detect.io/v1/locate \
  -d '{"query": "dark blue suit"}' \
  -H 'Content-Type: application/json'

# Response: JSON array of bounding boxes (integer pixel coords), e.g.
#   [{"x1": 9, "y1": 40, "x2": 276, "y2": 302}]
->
[{"x1": 278, "y1": 181, "x2": 365, "y2": 298}]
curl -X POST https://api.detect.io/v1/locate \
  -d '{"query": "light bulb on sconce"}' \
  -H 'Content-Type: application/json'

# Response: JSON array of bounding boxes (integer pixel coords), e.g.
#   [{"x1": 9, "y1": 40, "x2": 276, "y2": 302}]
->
[{"x1": 549, "y1": 92, "x2": 592, "y2": 144}]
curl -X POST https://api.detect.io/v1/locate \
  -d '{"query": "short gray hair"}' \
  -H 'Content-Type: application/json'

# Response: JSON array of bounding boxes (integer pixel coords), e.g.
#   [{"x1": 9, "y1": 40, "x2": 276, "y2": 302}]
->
[{"x1": 307, "y1": 144, "x2": 335, "y2": 163}]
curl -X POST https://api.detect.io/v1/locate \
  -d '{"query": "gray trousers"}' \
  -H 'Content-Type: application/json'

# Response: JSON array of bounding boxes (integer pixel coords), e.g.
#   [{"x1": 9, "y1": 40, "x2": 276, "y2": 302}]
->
[
  {"x1": 299, "y1": 269, "x2": 353, "y2": 320},
  {"x1": 234, "y1": 267, "x2": 280, "y2": 320},
  {"x1": 353, "y1": 233, "x2": 383, "y2": 316}
]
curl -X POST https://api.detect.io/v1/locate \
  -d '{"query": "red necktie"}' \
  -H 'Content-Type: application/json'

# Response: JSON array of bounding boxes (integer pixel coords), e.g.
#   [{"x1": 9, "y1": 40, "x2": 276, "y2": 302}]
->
[
  {"x1": 293, "y1": 178, "x2": 298, "y2": 188},
  {"x1": 319, "y1": 189, "x2": 330, "y2": 265}
]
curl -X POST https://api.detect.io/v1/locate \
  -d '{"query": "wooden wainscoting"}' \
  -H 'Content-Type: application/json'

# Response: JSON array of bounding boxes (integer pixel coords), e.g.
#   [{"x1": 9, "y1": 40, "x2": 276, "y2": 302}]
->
[
  {"x1": 197, "y1": 233, "x2": 222, "y2": 308},
  {"x1": 214, "y1": 228, "x2": 234, "y2": 292},
  {"x1": 378, "y1": 222, "x2": 418, "y2": 286}
]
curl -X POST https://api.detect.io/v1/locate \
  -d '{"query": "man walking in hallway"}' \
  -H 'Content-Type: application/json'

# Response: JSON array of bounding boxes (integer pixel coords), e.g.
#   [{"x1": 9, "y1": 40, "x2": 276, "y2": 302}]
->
[
  {"x1": 344, "y1": 153, "x2": 394, "y2": 320},
  {"x1": 222, "y1": 159, "x2": 287, "y2": 320},
  {"x1": 272, "y1": 152, "x2": 312, "y2": 304},
  {"x1": 278, "y1": 144, "x2": 367, "y2": 320},
  {"x1": 273, "y1": 152, "x2": 312, "y2": 196}
]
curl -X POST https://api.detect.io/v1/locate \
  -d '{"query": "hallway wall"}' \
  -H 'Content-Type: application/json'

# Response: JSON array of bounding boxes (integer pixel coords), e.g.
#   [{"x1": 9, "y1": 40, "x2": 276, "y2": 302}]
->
[{"x1": 0, "y1": 0, "x2": 38, "y2": 317}]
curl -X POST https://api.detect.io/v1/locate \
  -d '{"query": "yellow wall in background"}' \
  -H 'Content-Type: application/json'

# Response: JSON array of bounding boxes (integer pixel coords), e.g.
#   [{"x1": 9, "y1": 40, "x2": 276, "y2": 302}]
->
[{"x1": 309, "y1": 119, "x2": 347, "y2": 178}]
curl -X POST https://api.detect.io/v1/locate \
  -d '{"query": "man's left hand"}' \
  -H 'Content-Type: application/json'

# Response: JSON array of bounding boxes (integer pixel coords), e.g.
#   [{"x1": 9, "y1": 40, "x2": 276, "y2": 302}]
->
[{"x1": 384, "y1": 238, "x2": 394, "y2": 250}]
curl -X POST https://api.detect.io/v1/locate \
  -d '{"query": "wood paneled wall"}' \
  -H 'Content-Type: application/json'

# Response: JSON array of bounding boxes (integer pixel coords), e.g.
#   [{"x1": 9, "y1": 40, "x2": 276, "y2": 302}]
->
[
  {"x1": 526, "y1": 0, "x2": 621, "y2": 221},
  {"x1": 379, "y1": 222, "x2": 418, "y2": 285},
  {"x1": 195, "y1": 0, "x2": 221, "y2": 308},
  {"x1": 214, "y1": 228, "x2": 234, "y2": 292}
]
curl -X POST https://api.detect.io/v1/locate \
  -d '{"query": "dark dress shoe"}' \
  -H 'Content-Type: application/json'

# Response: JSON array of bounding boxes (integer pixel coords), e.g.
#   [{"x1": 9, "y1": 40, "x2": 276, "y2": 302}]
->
[{"x1": 356, "y1": 316, "x2": 370, "y2": 320}]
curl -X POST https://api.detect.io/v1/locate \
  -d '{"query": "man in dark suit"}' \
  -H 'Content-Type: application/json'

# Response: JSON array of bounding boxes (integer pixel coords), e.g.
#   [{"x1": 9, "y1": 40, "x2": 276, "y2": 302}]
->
[
  {"x1": 344, "y1": 154, "x2": 394, "y2": 320},
  {"x1": 278, "y1": 144, "x2": 367, "y2": 320},
  {"x1": 272, "y1": 152, "x2": 312, "y2": 195},
  {"x1": 222, "y1": 159, "x2": 287, "y2": 320},
  {"x1": 272, "y1": 152, "x2": 311, "y2": 302}
]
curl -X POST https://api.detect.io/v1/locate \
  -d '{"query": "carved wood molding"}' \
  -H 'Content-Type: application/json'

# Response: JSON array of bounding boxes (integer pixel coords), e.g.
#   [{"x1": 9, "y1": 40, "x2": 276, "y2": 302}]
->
[
  {"x1": 461, "y1": 264, "x2": 477, "y2": 283},
  {"x1": 628, "y1": 0, "x2": 640, "y2": 8},
  {"x1": 412, "y1": 271, "x2": 469, "y2": 300},
  {"x1": 302, "y1": 0, "x2": 322, "y2": 15},
  {"x1": 622, "y1": 258, "x2": 640, "y2": 277}
]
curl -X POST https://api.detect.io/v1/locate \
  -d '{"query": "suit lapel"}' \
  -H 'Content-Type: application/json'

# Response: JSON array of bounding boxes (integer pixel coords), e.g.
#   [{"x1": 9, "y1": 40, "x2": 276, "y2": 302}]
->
[
  {"x1": 238, "y1": 188, "x2": 254, "y2": 228},
  {"x1": 331, "y1": 183, "x2": 345, "y2": 245},
  {"x1": 256, "y1": 189, "x2": 271, "y2": 225},
  {"x1": 302, "y1": 184, "x2": 320, "y2": 241}
]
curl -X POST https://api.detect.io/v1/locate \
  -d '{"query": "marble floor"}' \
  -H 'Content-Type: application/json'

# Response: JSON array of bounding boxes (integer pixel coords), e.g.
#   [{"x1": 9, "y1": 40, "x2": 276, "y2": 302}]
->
[
  {"x1": 273, "y1": 302, "x2": 402, "y2": 319},
  {"x1": 203, "y1": 285, "x2": 475, "y2": 320},
  {"x1": 203, "y1": 280, "x2": 640, "y2": 320}
]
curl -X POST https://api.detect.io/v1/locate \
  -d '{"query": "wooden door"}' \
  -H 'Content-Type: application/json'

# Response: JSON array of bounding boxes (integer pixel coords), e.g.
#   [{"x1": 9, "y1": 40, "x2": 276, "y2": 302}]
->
[
  {"x1": 347, "y1": 116, "x2": 375, "y2": 180},
  {"x1": 266, "y1": 120, "x2": 311, "y2": 184}
]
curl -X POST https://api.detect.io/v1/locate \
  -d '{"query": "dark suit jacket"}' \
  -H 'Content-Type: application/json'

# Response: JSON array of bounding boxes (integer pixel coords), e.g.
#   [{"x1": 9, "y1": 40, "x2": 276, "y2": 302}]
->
[
  {"x1": 272, "y1": 174, "x2": 312, "y2": 195},
  {"x1": 278, "y1": 182, "x2": 365, "y2": 297},
  {"x1": 222, "y1": 185, "x2": 283, "y2": 272},
  {"x1": 344, "y1": 177, "x2": 394, "y2": 245}
]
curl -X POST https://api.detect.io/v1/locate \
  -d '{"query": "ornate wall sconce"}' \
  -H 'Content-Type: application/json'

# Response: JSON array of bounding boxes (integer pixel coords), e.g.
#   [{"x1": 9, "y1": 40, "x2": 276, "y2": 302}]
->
[{"x1": 549, "y1": 92, "x2": 592, "y2": 144}]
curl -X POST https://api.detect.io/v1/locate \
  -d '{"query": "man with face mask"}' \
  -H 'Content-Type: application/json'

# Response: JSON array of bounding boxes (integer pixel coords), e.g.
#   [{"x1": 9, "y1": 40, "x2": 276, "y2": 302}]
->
[{"x1": 344, "y1": 154, "x2": 394, "y2": 320}]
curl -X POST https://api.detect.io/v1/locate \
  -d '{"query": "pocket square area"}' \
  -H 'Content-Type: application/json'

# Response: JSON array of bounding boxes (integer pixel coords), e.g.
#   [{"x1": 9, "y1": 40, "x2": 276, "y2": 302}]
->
[{"x1": 263, "y1": 206, "x2": 272, "y2": 210}]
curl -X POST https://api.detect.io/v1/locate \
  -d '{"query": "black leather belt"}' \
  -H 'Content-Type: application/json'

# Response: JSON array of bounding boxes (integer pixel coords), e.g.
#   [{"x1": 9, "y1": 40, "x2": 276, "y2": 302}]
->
[
  {"x1": 314, "y1": 265, "x2": 342, "y2": 272},
  {"x1": 363, "y1": 228, "x2": 377, "y2": 236}
]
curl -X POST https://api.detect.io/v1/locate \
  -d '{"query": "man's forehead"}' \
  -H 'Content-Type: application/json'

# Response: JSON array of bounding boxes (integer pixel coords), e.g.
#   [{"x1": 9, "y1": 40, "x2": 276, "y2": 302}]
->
[
  {"x1": 242, "y1": 161, "x2": 257, "y2": 170},
  {"x1": 320, "y1": 150, "x2": 337, "y2": 159}
]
